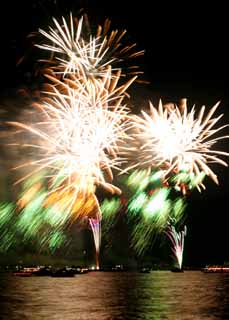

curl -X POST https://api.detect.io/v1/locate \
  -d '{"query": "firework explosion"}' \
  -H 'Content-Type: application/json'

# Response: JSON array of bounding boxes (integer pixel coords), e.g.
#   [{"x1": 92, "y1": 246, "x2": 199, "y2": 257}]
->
[
  {"x1": 7, "y1": 80, "x2": 131, "y2": 264},
  {"x1": 1, "y1": 11, "x2": 228, "y2": 268},
  {"x1": 8, "y1": 11, "x2": 142, "y2": 219},
  {"x1": 9, "y1": 85, "x2": 129, "y2": 194},
  {"x1": 4, "y1": 11, "x2": 144, "y2": 266},
  {"x1": 122, "y1": 99, "x2": 229, "y2": 191},
  {"x1": 116, "y1": 98, "x2": 228, "y2": 258},
  {"x1": 36, "y1": 13, "x2": 144, "y2": 81}
]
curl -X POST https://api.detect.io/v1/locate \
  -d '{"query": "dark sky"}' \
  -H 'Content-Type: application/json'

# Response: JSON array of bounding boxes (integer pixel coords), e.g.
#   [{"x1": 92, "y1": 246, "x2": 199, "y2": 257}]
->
[
  {"x1": 1, "y1": 1, "x2": 228, "y2": 95},
  {"x1": 0, "y1": 0, "x2": 228, "y2": 266}
]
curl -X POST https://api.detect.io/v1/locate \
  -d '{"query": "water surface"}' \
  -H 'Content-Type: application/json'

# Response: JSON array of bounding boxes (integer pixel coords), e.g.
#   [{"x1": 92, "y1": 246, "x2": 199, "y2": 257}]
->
[{"x1": 0, "y1": 271, "x2": 228, "y2": 319}]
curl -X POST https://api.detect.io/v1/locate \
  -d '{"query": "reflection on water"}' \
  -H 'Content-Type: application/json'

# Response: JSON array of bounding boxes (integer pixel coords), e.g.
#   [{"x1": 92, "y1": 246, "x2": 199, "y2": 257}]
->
[{"x1": 0, "y1": 271, "x2": 229, "y2": 319}]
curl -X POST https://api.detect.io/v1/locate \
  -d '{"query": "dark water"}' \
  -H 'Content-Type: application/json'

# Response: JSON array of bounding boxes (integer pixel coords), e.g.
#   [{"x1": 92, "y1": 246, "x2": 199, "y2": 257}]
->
[{"x1": 0, "y1": 271, "x2": 229, "y2": 320}]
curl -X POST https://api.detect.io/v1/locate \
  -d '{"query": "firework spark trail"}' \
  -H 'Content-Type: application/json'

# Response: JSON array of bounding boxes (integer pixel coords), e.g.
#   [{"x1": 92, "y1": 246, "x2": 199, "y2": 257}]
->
[
  {"x1": 89, "y1": 218, "x2": 101, "y2": 269},
  {"x1": 122, "y1": 99, "x2": 229, "y2": 189},
  {"x1": 165, "y1": 224, "x2": 187, "y2": 270},
  {"x1": 42, "y1": 67, "x2": 137, "y2": 114}
]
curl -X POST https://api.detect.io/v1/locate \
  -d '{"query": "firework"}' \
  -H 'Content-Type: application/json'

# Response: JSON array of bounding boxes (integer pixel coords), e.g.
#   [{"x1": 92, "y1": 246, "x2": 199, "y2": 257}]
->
[
  {"x1": 122, "y1": 99, "x2": 229, "y2": 190},
  {"x1": 165, "y1": 223, "x2": 187, "y2": 270},
  {"x1": 8, "y1": 8, "x2": 229, "y2": 268},
  {"x1": 0, "y1": 203, "x2": 17, "y2": 252},
  {"x1": 0, "y1": 197, "x2": 68, "y2": 254},
  {"x1": 5, "y1": 12, "x2": 143, "y2": 265},
  {"x1": 36, "y1": 13, "x2": 144, "y2": 81},
  {"x1": 89, "y1": 218, "x2": 101, "y2": 269},
  {"x1": 129, "y1": 189, "x2": 186, "y2": 255},
  {"x1": 7, "y1": 81, "x2": 131, "y2": 222},
  {"x1": 99, "y1": 169, "x2": 187, "y2": 256}
]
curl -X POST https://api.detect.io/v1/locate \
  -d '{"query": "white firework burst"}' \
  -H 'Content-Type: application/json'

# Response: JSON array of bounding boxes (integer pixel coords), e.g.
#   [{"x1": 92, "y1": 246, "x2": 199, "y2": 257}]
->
[
  {"x1": 7, "y1": 84, "x2": 131, "y2": 197},
  {"x1": 36, "y1": 13, "x2": 144, "y2": 80},
  {"x1": 123, "y1": 99, "x2": 229, "y2": 186}
]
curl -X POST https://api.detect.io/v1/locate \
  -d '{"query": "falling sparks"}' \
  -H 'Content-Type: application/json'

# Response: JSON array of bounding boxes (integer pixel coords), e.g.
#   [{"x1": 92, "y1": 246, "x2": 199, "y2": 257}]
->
[
  {"x1": 89, "y1": 218, "x2": 101, "y2": 270},
  {"x1": 165, "y1": 223, "x2": 187, "y2": 270},
  {"x1": 100, "y1": 169, "x2": 187, "y2": 256}
]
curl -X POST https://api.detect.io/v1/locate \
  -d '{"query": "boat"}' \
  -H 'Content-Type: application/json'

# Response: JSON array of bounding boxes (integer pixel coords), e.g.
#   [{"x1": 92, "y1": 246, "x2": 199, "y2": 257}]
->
[
  {"x1": 14, "y1": 267, "x2": 39, "y2": 277},
  {"x1": 201, "y1": 266, "x2": 229, "y2": 273},
  {"x1": 140, "y1": 267, "x2": 151, "y2": 273},
  {"x1": 171, "y1": 267, "x2": 184, "y2": 273},
  {"x1": 14, "y1": 271, "x2": 33, "y2": 277},
  {"x1": 51, "y1": 268, "x2": 75, "y2": 277},
  {"x1": 32, "y1": 266, "x2": 52, "y2": 276},
  {"x1": 69, "y1": 266, "x2": 89, "y2": 274}
]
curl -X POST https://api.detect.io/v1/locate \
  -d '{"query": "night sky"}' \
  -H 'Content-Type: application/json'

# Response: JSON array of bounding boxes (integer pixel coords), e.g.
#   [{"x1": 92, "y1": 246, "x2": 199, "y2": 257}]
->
[{"x1": 0, "y1": 0, "x2": 228, "y2": 267}]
